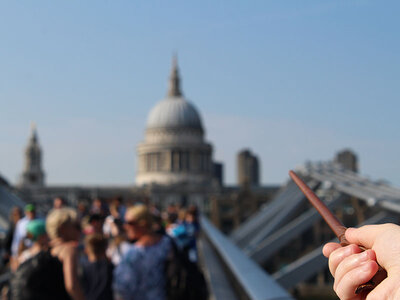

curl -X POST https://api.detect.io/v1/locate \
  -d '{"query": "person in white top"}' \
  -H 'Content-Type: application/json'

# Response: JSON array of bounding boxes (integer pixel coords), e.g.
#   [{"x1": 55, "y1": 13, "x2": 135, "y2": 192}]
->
[
  {"x1": 10, "y1": 204, "x2": 36, "y2": 271},
  {"x1": 11, "y1": 204, "x2": 36, "y2": 257}
]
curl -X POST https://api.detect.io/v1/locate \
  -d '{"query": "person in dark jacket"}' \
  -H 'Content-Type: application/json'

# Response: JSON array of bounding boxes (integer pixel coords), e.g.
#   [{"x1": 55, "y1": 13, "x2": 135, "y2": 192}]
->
[{"x1": 82, "y1": 233, "x2": 114, "y2": 300}]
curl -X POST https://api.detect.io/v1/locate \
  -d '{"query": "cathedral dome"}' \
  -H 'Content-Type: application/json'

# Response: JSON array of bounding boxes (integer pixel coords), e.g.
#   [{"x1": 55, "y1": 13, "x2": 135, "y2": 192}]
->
[
  {"x1": 146, "y1": 57, "x2": 203, "y2": 132},
  {"x1": 146, "y1": 96, "x2": 203, "y2": 131},
  {"x1": 136, "y1": 57, "x2": 213, "y2": 187}
]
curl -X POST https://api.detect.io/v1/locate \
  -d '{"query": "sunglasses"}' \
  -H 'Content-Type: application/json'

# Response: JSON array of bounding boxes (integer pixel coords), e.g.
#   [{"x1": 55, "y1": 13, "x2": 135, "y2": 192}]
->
[{"x1": 125, "y1": 220, "x2": 137, "y2": 226}]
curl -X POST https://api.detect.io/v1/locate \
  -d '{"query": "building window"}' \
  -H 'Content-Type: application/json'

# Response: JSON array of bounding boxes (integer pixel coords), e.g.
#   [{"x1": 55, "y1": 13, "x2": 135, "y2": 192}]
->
[
  {"x1": 180, "y1": 151, "x2": 190, "y2": 171},
  {"x1": 172, "y1": 151, "x2": 180, "y2": 171}
]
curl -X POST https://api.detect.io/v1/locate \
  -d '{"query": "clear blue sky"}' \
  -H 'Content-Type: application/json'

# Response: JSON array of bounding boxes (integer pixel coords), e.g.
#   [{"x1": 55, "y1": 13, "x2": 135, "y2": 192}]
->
[{"x1": 0, "y1": 1, "x2": 399, "y2": 186}]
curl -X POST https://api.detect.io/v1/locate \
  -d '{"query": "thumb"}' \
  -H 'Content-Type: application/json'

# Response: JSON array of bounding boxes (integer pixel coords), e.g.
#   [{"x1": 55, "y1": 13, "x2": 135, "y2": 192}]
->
[{"x1": 345, "y1": 224, "x2": 395, "y2": 249}]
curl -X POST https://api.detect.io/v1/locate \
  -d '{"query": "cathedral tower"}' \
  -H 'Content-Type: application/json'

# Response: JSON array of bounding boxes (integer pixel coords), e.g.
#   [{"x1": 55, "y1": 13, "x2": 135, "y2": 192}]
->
[{"x1": 19, "y1": 124, "x2": 45, "y2": 187}]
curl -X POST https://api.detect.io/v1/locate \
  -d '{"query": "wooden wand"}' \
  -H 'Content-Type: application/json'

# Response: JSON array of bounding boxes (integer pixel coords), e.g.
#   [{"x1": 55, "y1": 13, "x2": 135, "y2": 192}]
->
[{"x1": 289, "y1": 170, "x2": 386, "y2": 295}]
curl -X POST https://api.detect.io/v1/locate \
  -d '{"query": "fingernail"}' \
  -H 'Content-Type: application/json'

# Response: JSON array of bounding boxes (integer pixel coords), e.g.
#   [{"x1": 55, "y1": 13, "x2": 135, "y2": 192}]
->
[
  {"x1": 341, "y1": 246, "x2": 351, "y2": 256},
  {"x1": 359, "y1": 251, "x2": 369, "y2": 261},
  {"x1": 343, "y1": 244, "x2": 358, "y2": 255}
]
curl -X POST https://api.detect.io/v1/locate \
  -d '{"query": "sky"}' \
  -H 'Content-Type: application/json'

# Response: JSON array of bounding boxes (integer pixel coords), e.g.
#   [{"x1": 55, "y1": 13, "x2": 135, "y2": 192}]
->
[{"x1": 0, "y1": 1, "x2": 399, "y2": 187}]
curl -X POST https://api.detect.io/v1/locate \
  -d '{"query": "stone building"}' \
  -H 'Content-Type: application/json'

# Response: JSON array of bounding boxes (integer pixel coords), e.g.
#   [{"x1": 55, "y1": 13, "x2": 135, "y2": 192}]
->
[
  {"x1": 210, "y1": 185, "x2": 278, "y2": 233},
  {"x1": 19, "y1": 124, "x2": 45, "y2": 188},
  {"x1": 334, "y1": 149, "x2": 358, "y2": 172},
  {"x1": 13, "y1": 57, "x2": 279, "y2": 229},
  {"x1": 136, "y1": 57, "x2": 214, "y2": 186},
  {"x1": 237, "y1": 149, "x2": 260, "y2": 187}
]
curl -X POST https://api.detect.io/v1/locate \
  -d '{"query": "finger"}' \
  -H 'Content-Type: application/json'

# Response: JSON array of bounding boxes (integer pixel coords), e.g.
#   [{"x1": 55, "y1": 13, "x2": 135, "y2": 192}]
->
[
  {"x1": 335, "y1": 260, "x2": 379, "y2": 300},
  {"x1": 345, "y1": 224, "x2": 398, "y2": 249},
  {"x1": 328, "y1": 244, "x2": 361, "y2": 277},
  {"x1": 334, "y1": 249, "x2": 376, "y2": 290},
  {"x1": 323, "y1": 242, "x2": 341, "y2": 258}
]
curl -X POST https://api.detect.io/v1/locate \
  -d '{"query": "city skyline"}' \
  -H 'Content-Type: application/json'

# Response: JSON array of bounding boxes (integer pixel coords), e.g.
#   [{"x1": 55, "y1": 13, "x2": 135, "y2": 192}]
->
[{"x1": 0, "y1": 1, "x2": 399, "y2": 186}]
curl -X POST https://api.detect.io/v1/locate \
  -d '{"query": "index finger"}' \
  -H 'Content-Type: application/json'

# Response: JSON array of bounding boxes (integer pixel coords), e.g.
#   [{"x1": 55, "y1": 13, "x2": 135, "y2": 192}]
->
[{"x1": 323, "y1": 242, "x2": 341, "y2": 258}]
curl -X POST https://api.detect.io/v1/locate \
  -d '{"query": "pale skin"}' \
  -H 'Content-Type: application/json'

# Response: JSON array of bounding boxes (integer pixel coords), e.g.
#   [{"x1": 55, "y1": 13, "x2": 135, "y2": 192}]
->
[
  {"x1": 16, "y1": 234, "x2": 49, "y2": 267},
  {"x1": 123, "y1": 214, "x2": 162, "y2": 247},
  {"x1": 323, "y1": 224, "x2": 400, "y2": 300}
]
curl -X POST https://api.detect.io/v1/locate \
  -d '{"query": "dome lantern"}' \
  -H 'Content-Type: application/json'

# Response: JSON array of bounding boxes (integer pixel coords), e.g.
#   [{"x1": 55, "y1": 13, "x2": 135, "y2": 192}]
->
[{"x1": 167, "y1": 55, "x2": 182, "y2": 98}]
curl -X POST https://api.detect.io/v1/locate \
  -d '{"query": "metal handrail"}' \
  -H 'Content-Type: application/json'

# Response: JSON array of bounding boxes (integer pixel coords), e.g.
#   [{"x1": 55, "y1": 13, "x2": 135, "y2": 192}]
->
[
  {"x1": 303, "y1": 162, "x2": 400, "y2": 213},
  {"x1": 201, "y1": 216, "x2": 294, "y2": 300}
]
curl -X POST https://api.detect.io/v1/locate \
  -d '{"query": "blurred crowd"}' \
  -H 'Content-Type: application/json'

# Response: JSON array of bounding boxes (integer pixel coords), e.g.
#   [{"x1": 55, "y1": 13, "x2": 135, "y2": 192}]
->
[{"x1": 0, "y1": 197, "x2": 203, "y2": 300}]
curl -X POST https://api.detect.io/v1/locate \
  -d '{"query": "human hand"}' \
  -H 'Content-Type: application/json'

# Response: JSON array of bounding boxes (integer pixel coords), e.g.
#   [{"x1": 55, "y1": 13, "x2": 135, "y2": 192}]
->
[{"x1": 323, "y1": 224, "x2": 400, "y2": 300}]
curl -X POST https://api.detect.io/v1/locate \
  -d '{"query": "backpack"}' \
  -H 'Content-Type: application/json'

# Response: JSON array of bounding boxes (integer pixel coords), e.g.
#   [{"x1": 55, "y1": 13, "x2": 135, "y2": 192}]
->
[
  {"x1": 10, "y1": 251, "x2": 70, "y2": 300},
  {"x1": 165, "y1": 238, "x2": 208, "y2": 300}
]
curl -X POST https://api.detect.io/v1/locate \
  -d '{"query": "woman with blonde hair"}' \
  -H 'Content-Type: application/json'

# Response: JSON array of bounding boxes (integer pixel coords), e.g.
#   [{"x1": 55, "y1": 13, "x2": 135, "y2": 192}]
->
[
  {"x1": 46, "y1": 208, "x2": 86, "y2": 300},
  {"x1": 10, "y1": 209, "x2": 85, "y2": 300},
  {"x1": 113, "y1": 204, "x2": 172, "y2": 300}
]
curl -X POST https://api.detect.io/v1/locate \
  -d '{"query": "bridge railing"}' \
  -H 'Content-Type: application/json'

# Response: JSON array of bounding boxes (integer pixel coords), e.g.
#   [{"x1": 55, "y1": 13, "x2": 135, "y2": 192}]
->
[{"x1": 199, "y1": 216, "x2": 294, "y2": 300}]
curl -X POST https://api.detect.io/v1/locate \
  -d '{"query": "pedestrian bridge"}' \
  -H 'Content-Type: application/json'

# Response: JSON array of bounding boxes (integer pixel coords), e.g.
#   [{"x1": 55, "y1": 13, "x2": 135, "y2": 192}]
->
[
  {"x1": 1, "y1": 161, "x2": 400, "y2": 299},
  {"x1": 200, "y1": 161, "x2": 400, "y2": 299}
]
